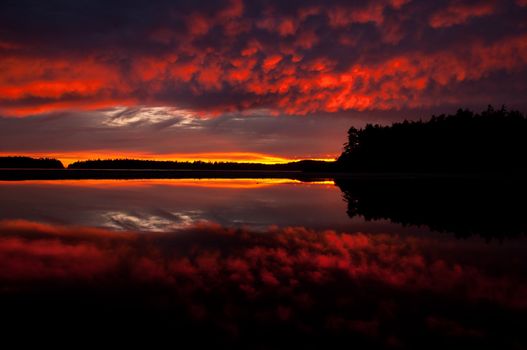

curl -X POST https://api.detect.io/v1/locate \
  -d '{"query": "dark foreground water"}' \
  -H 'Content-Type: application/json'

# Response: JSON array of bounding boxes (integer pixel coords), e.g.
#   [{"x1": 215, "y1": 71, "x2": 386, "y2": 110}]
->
[{"x1": 0, "y1": 178, "x2": 526, "y2": 348}]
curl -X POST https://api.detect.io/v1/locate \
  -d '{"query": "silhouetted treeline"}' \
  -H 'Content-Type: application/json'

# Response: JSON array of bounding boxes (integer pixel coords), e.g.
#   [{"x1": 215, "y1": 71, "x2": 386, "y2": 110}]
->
[
  {"x1": 336, "y1": 176, "x2": 527, "y2": 239},
  {"x1": 68, "y1": 159, "x2": 335, "y2": 171},
  {"x1": 337, "y1": 106, "x2": 527, "y2": 173},
  {"x1": 0, "y1": 156, "x2": 64, "y2": 169}
]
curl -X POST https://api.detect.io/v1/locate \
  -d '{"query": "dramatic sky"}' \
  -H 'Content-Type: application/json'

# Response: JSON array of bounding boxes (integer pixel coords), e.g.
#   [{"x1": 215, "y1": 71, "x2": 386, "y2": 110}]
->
[{"x1": 1, "y1": 0, "x2": 526, "y2": 164}]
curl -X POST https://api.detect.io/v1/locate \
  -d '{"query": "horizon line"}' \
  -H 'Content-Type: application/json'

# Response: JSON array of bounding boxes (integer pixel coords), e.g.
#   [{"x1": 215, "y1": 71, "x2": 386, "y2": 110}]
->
[{"x1": 0, "y1": 152, "x2": 338, "y2": 167}]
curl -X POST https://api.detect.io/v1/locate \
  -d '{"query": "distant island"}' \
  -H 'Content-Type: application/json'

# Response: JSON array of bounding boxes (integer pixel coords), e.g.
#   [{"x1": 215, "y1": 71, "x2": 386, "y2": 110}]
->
[
  {"x1": 67, "y1": 159, "x2": 334, "y2": 172},
  {"x1": 0, "y1": 156, "x2": 64, "y2": 169},
  {"x1": 2, "y1": 106, "x2": 526, "y2": 175}
]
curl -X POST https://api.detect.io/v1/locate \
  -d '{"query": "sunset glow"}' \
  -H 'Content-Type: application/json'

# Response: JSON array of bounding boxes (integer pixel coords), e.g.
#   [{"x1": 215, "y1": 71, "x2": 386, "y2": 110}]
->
[
  {"x1": 1, "y1": 0, "x2": 526, "y2": 161},
  {"x1": 0, "y1": 151, "x2": 336, "y2": 167}
]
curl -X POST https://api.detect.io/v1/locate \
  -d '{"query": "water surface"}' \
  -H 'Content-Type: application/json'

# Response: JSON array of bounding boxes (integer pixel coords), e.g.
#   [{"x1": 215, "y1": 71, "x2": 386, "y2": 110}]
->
[{"x1": 0, "y1": 178, "x2": 525, "y2": 348}]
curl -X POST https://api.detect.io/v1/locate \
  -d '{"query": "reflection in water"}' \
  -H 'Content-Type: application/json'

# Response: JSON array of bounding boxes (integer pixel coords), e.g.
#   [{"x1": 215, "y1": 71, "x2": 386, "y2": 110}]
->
[
  {"x1": 336, "y1": 177, "x2": 527, "y2": 238},
  {"x1": 0, "y1": 179, "x2": 526, "y2": 347},
  {"x1": 1, "y1": 220, "x2": 526, "y2": 348},
  {"x1": 103, "y1": 210, "x2": 204, "y2": 231},
  {"x1": 0, "y1": 179, "x2": 357, "y2": 232}
]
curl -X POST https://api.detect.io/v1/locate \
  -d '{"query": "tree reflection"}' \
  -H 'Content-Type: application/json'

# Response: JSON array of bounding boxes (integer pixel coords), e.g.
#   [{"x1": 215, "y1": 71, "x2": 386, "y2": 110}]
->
[{"x1": 336, "y1": 176, "x2": 527, "y2": 238}]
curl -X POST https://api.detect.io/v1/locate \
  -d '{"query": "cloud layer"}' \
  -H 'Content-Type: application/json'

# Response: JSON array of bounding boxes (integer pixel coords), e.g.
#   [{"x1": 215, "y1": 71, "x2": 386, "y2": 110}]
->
[{"x1": 1, "y1": 0, "x2": 526, "y2": 117}]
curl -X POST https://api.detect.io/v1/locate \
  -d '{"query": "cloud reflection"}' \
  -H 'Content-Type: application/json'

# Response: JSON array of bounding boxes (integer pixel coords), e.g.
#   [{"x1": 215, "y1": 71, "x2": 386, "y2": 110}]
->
[
  {"x1": 0, "y1": 219, "x2": 525, "y2": 347},
  {"x1": 102, "y1": 210, "x2": 205, "y2": 231}
]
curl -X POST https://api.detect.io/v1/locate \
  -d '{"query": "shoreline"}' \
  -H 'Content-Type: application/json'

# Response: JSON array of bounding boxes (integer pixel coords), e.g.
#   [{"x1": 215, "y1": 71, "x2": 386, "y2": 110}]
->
[
  {"x1": 0, "y1": 169, "x2": 338, "y2": 181},
  {"x1": 0, "y1": 168, "x2": 519, "y2": 181}
]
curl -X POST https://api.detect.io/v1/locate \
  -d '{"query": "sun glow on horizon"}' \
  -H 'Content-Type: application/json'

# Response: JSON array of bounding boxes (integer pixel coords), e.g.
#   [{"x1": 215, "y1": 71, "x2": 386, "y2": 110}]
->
[{"x1": 0, "y1": 151, "x2": 337, "y2": 167}]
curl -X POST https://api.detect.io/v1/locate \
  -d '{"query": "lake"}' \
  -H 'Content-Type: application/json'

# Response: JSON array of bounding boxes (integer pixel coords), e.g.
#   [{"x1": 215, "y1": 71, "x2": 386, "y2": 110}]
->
[{"x1": 0, "y1": 178, "x2": 526, "y2": 348}]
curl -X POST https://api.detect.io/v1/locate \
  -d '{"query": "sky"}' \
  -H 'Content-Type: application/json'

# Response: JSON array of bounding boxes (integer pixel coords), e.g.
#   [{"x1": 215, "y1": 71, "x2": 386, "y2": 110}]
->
[{"x1": 1, "y1": 0, "x2": 526, "y2": 164}]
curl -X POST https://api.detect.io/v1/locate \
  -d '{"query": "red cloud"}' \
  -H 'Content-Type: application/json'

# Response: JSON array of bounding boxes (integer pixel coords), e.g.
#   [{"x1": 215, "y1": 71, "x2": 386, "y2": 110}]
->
[
  {"x1": 0, "y1": 57, "x2": 120, "y2": 100},
  {"x1": 429, "y1": 1, "x2": 496, "y2": 28},
  {"x1": 217, "y1": 0, "x2": 244, "y2": 20},
  {"x1": 0, "y1": 0, "x2": 525, "y2": 117},
  {"x1": 262, "y1": 54, "x2": 283, "y2": 72},
  {"x1": 2, "y1": 33, "x2": 526, "y2": 116},
  {"x1": 187, "y1": 14, "x2": 211, "y2": 36},
  {"x1": 327, "y1": 3, "x2": 385, "y2": 27}
]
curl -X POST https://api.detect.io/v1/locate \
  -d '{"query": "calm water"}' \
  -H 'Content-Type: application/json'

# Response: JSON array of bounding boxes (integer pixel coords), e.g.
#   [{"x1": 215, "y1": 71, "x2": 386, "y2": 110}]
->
[{"x1": 0, "y1": 179, "x2": 526, "y2": 348}]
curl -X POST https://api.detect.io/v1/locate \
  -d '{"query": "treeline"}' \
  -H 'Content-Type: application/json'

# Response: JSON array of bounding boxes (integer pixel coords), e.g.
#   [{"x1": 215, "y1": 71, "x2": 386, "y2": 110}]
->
[
  {"x1": 0, "y1": 156, "x2": 64, "y2": 169},
  {"x1": 337, "y1": 106, "x2": 527, "y2": 173},
  {"x1": 68, "y1": 159, "x2": 335, "y2": 171}
]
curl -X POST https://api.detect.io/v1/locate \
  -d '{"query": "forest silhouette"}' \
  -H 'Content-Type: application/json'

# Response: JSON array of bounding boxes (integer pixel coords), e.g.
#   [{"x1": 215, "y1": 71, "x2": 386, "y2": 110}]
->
[{"x1": 337, "y1": 106, "x2": 527, "y2": 173}]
